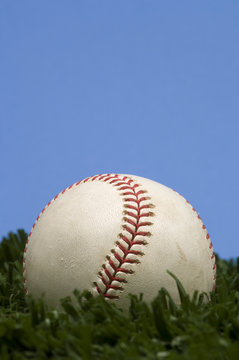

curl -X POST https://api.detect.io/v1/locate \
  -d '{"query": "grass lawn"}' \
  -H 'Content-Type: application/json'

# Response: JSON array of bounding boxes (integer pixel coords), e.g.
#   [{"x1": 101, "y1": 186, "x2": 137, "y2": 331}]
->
[{"x1": 0, "y1": 230, "x2": 239, "y2": 359}]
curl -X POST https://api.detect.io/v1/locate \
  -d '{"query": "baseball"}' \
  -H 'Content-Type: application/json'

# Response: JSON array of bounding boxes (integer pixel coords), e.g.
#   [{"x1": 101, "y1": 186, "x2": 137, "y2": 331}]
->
[{"x1": 23, "y1": 174, "x2": 216, "y2": 308}]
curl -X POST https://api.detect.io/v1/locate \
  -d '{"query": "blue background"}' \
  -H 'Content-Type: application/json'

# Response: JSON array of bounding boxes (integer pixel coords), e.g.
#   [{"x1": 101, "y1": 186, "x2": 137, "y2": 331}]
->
[{"x1": 1, "y1": 1, "x2": 238, "y2": 258}]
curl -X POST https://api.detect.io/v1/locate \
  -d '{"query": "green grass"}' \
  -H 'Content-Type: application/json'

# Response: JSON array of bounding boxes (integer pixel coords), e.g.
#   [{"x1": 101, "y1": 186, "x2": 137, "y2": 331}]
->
[{"x1": 0, "y1": 230, "x2": 239, "y2": 359}]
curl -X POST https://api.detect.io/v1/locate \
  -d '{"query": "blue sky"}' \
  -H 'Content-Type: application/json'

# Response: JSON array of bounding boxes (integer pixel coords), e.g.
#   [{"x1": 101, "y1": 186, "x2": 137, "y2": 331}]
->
[{"x1": 0, "y1": 1, "x2": 238, "y2": 258}]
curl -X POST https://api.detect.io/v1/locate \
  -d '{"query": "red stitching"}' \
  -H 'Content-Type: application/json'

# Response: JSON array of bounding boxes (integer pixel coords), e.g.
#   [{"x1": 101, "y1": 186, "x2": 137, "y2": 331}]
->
[
  {"x1": 123, "y1": 217, "x2": 137, "y2": 227},
  {"x1": 118, "y1": 234, "x2": 131, "y2": 246},
  {"x1": 103, "y1": 176, "x2": 118, "y2": 182},
  {"x1": 117, "y1": 242, "x2": 143, "y2": 257},
  {"x1": 124, "y1": 204, "x2": 138, "y2": 212},
  {"x1": 109, "y1": 285, "x2": 123, "y2": 291},
  {"x1": 138, "y1": 221, "x2": 152, "y2": 227},
  {"x1": 91, "y1": 175, "x2": 101, "y2": 181},
  {"x1": 118, "y1": 186, "x2": 133, "y2": 191},
  {"x1": 116, "y1": 267, "x2": 134, "y2": 274},
  {"x1": 183, "y1": 195, "x2": 216, "y2": 292},
  {"x1": 122, "y1": 218, "x2": 152, "y2": 230},
  {"x1": 124, "y1": 197, "x2": 149, "y2": 204},
  {"x1": 101, "y1": 275, "x2": 108, "y2": 287},
  {"x1": 113, "y1": 251, "x2": 124, "y2": 263},
  {"x1": 139, "y1": 204, "x2": 155, "y2": 211},
  {"x1": 103, "y1": 268, "x2": 112, "y2": 281},
  {"x1": 117, "y1": 243, "x2": 128, "y2": 255},
  {"x1": 113, "y1": 277, "x2": 126, "y2": 283},
  {"x1": 83, "y1": 177, "x2": 91, "y2": 183},
  {"x1": 140, "y1": 212, "x2": 154, "y2": 218},
  {"x1": 109, "y1": 179, "x2": 121, "y2": 184},
  {"x1": 107, "y1": 257, "x2": 117, "y2": 272},
  {"x1": 124, "y1": 211, "x2": 138, "y2": 219},
  {"x1": 132, "y1": 240, "x2": 148, "y2": 245},
  {"x1": 135, "y1": 190, "x2": 146, "y2": 196},
  {"x1": 122, "y1": 191, "x2": 135, "y2": 196},
  {"x1": 95, "y1": 176, "x2": 154, "y2": 299}
]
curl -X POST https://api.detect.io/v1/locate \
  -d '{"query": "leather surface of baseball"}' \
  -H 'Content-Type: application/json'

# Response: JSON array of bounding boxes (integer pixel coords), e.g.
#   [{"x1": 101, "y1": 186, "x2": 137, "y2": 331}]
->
[{"x1": 23, "y1": 174, "x2": 216, "y2": 308}]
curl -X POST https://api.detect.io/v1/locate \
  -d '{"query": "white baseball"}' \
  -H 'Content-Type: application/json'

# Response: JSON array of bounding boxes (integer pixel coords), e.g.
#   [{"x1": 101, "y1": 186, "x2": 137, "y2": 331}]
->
[{"x1": 23, "y1": 174, "x2": 216, "y2": 308}]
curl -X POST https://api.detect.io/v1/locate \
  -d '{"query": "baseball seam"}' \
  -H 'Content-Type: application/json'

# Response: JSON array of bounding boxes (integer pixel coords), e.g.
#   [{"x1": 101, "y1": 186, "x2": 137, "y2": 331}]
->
[
  {"x1": 186, "y1": 200, "x2": 216, "y2": 291},
  {"x1": 92, "y1": 175, "x2": 154, "y2": 299},
  {"x1": 173, "y1": 190, "x2": 216, "y2": 292}
]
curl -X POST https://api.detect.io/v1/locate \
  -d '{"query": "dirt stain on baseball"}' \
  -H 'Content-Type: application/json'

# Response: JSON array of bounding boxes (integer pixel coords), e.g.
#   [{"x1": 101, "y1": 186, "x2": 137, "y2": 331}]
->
[{"x1": 176, "y1": 242, "x2": 187, "y2": 262}]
